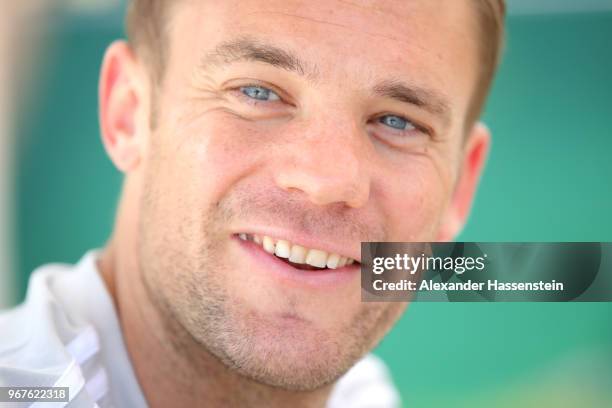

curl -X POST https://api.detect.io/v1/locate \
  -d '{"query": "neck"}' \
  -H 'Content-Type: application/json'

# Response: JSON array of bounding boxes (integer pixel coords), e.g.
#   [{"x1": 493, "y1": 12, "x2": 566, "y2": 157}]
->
[{"x1": 98, "y1": 190, "x2": 334, "y2": 408}]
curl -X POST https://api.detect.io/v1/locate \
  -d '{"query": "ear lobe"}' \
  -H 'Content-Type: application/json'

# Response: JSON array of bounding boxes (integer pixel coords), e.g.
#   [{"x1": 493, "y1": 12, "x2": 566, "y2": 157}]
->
[
  {"x1": 437, "y1": 122, "x2": 491, "y2": 241},
  {"x1": 99, "y1": 41, "x2": 144, "y2": 173}
]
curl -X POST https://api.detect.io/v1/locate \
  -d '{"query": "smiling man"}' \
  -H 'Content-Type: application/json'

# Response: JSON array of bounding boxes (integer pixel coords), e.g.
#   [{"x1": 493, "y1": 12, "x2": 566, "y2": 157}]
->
[{"x1": 0, "y1": 1, "x2": 505, "y2": 407}]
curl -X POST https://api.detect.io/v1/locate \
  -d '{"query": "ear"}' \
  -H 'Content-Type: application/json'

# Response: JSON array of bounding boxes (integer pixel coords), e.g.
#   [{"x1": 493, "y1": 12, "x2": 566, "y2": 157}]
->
[
  {"x1": 437, "y1": 122, "x2": 491, "y2": 241},
  {"x1": 99, "y1": 40, "x2": 147, "y2": 173}
]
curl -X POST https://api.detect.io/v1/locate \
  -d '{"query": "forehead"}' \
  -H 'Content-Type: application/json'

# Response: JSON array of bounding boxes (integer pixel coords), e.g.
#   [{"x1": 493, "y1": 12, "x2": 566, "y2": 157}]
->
[{"x1": 168, "y1": 0, "x2": 480, "y2": 120}]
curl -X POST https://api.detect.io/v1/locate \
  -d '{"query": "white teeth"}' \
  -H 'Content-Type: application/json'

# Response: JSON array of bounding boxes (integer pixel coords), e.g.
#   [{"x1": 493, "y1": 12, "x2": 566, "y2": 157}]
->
[
  {"x1": 262, "y1": 236, "x2": 276, "y2": 254},
  {"x1": 274, "y1": 240, "x2": 291, "y2": 258},
  {"x1": 306, "y1": 249, "x2": 328, "y2": 268},
  {"x1": 289, "y1": 245, "x2": 307, "y2": 263},
  {"x1": 326, "y1": 253, "x2": 340, "y2": 269},
  {"x1": 242, "y1": 234, "x2": 356, "y2": 269}
]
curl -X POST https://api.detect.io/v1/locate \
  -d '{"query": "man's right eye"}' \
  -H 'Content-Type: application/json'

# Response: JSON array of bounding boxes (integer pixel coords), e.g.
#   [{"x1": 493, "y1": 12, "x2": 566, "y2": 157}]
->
[{"x1": 240, "y1": 85, "x2": 281, "y2": 102}]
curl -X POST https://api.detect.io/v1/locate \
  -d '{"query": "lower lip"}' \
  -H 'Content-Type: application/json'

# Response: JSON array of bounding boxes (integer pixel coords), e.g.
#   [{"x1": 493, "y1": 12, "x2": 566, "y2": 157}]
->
[{"x1": 233, "y1": 236, "x2": 360, "y2": 289}]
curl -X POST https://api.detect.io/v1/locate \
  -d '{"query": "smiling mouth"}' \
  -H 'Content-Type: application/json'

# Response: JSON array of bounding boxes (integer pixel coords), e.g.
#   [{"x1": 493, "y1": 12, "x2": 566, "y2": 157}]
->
[{"x1": 237, "y1": 233, "x2": 358, "y2": 271}]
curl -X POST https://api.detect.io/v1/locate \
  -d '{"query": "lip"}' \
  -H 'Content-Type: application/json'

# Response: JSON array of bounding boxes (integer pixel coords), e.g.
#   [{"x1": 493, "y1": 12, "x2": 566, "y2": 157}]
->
[{"x1": 233, "y1": 235, "x2": 360, "y2": 289}]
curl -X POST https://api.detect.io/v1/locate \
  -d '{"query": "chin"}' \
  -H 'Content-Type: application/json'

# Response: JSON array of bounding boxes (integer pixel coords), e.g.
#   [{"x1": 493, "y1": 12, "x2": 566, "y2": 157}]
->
[
  {"x1": 226, "y1": 337, "x2": 358, "y2": 391},
  {"x1": 207, "y1": 310, "x2": 366, "y2": 391}
]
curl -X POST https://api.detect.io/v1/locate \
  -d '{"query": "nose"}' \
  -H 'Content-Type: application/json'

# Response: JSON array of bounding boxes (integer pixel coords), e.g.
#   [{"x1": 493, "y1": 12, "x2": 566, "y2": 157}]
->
[{"x1": 274, "y1": 118, "x2": 371, "y2": 208}]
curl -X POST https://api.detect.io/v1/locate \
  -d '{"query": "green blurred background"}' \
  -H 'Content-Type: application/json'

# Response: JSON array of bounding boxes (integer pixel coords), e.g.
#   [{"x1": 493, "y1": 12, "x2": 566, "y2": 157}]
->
[{"x1": 8, "y1": 2, "x2": 612, "y2": 407}]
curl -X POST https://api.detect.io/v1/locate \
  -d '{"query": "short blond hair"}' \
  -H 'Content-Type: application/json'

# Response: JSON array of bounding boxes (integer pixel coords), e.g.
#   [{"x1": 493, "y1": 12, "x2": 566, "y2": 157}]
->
[{"x1": 126, "y1": 0, "x2": 506, "y2": 127}]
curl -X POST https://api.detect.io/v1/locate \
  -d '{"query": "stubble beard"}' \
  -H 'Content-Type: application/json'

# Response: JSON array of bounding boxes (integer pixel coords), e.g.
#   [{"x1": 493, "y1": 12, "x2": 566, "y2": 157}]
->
[{"x1": 136, "y1": 133, "x2": 405, "y2": 391}]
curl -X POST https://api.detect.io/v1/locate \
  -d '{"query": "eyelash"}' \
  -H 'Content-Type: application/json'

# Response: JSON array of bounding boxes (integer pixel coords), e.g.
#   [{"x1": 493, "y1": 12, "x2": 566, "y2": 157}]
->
[
  {"x1": 232, "y1": 83, "x2": 288, "y2": 106},
  {"x1": 232, "y1": 84, "x2": 431, "y2": 137},
  {"x1": 372, "y1": 114, "x2": 431, "y2": 137}
]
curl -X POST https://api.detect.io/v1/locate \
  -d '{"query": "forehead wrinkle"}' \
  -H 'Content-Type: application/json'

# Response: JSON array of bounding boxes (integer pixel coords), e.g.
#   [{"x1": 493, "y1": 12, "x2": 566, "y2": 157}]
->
[
  {"x1": 334, "y1": 0, "x2": 404, "y2": 17},
  {"x1": 247, "y1": 10, "x2": 407, "y2": 44}
]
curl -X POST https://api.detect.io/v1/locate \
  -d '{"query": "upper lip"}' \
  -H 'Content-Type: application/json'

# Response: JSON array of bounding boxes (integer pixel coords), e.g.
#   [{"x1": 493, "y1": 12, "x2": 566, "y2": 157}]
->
[{"x1": 233, "y1": 227, "x2": 362, "y2": 263}]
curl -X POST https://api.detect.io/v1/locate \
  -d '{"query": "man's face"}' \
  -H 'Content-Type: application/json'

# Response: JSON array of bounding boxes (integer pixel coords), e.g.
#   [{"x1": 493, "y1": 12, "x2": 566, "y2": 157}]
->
[{"x1": 135, "y1": 0, "x2": 480, "y2": 390}]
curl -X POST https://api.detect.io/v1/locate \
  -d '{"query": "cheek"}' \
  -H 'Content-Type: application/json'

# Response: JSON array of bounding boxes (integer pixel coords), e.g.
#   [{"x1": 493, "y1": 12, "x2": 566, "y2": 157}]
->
[
  {"x1": 378, "y1": 158, "x2": 453, "y2": 241},
  {"x1": 166, "y1": 111, "x2": 269, "y2": 203}
]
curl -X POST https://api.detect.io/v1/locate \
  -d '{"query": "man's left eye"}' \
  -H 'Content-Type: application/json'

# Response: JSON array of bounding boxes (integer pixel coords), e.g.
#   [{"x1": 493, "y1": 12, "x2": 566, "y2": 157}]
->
[
  {"x1": 378, "y1": 115, "x2": 416, "y2": 131},
  {"x1": 240, "y1": 86, "x2": 281, "y2": 102}
]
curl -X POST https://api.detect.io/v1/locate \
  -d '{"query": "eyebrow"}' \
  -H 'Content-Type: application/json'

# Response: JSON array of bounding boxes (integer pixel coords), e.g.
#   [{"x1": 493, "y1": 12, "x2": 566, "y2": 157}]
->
[
  {"x1": 200, "y1": 37, "x2": 315, "y2": 78},
  {"x1": 373, "y1": 80, "x2": 452, "y2": 126},
  {"x1": 200, "y1": 37, "x2": 451, "y2": 125}
]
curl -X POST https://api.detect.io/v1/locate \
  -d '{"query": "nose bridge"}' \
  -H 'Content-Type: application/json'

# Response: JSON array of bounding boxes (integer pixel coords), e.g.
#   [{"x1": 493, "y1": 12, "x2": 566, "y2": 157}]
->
[{"x1": 274, "y1": 112, "x2": 370, "y2": 208}]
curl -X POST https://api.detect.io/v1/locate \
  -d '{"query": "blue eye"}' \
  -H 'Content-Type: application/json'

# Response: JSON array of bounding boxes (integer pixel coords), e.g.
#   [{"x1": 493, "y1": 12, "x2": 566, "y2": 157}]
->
[
  {"x1": 379, "y1": 115, "x2": 415, "y2": 131},
  {"x1": 240, "y1": 86, "x2": 281, "y2": 101}
]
